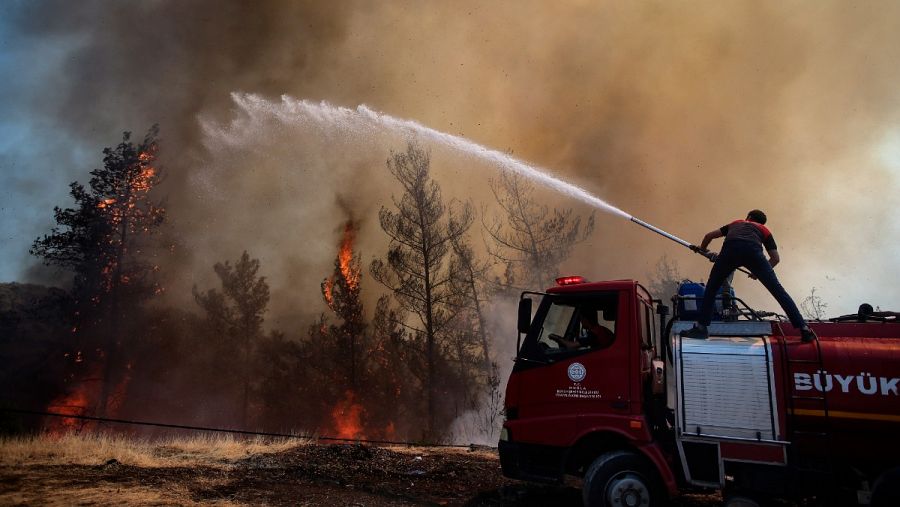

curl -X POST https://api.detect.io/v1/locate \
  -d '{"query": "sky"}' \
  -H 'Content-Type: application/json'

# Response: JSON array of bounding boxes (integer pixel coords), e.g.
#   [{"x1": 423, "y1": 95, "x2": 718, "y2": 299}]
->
[{"x1": 1, "y1": 0, "x2": 900, "y2": 320}]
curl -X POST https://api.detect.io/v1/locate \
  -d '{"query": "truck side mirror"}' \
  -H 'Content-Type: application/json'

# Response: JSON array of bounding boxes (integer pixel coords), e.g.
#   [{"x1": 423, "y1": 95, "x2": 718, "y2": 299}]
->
[{"x1": 518, "y1": 298, "x2": 532, "y2": 334}]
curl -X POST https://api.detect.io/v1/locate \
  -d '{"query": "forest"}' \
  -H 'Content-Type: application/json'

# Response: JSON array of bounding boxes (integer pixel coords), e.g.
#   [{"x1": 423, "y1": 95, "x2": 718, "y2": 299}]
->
[{"x1": 0, "y1": 127, "x2": 600, "y2": 444}]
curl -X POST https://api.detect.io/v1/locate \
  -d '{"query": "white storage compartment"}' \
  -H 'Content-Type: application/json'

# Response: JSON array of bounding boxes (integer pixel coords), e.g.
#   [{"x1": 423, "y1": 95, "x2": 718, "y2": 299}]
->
[{"x1": 672, "y1": 323, "x2": 779, "y2": 441}]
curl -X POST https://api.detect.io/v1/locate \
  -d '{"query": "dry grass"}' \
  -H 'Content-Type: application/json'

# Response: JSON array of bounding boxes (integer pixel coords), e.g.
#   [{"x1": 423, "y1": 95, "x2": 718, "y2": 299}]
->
[
  {"x1": 2, "y1": 480, "x2": 241, "y2": 507},
  {"x1": 0, "y1": 431, "x2": 307, "y2": 468}
]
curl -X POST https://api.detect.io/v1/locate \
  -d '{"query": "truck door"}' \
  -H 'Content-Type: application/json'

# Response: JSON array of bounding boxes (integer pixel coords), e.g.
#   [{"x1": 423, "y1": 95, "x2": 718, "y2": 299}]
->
[{"x1": 513, "y1": 292, "x2": 630, "y2": 445}]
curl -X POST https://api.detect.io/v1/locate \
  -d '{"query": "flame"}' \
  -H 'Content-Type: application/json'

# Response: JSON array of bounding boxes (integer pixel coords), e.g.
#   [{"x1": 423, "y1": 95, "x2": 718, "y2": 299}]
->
[
  {"x1": 45, "y1": 362, "x2": 102, "y2": 434},
  {"x1": 331, "y1": 390, "x2": 365, "y2": 439},
  {"x1": 91, "y1": 147, "x2": 164, "y2": 296},
  {"x1": 97, "y1": 198, "x2": 117, "y2": 209},
  {"x1": 322, "y1": 220, "x2": 359, "y2": 308},
  {"x1": 45, "y1": 360, "x2": 134, "y2": 434},
  {"x1": 338, "y1": 221, "x2": 359, "y2": 290},
  {"x1": 323, "y1": 278, "x2": 334, "y2": 306},
  {"x1": 46, "y1": 386, "x2": 92, "y2": 433}
]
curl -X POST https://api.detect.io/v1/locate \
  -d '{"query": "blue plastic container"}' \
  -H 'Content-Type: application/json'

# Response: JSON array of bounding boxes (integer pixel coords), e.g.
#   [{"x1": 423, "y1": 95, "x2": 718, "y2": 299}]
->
[
  {"x1": 677, "y1": 281, "x2": 706, "y2": 320},
  {"x1": 677, "y1": 280, "x2": 736, "y2": 321}
]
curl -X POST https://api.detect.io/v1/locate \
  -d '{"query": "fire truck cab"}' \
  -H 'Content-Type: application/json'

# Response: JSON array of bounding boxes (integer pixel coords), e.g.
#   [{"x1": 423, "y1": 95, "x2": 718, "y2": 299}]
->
[{"x1": 498, "y1": 277, "x2": 900, "y2": 507}]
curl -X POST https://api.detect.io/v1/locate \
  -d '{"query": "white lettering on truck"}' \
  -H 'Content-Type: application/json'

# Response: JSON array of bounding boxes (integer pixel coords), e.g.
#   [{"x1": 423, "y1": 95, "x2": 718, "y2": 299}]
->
[{"x1": 793, "y1": 372, "x2": 899, "y2": 396}]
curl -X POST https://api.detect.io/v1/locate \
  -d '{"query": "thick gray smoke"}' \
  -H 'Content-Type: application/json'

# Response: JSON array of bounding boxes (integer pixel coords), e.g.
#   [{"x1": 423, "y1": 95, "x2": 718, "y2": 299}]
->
[{"x1": 8, "y1": 0, "x2": 900, "y2": 318}]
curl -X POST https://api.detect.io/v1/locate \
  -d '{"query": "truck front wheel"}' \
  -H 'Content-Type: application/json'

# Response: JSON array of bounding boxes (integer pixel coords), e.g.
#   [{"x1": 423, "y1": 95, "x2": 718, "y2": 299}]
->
[{"x1": 582, "y1": 450, "x2": 659, "y2": 507}]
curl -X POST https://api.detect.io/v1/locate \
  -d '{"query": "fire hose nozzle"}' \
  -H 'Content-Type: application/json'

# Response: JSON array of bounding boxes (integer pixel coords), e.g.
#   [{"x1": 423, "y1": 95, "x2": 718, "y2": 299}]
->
[{"x1": 629, "y1": 216, "x2": 751, "y2": 276}]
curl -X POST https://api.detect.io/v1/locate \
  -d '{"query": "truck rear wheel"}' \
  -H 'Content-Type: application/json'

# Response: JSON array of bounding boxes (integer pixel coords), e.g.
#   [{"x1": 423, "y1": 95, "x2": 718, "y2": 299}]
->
[
  {"x1": 582, "y1": 450, "x2": 659, "y2": 507},
  {"x1": 871, "y1": 467, "x2": 900, "y2": 507},
  {"x1": 723, "y1": 495, "x2": 761, "y2": 507}
]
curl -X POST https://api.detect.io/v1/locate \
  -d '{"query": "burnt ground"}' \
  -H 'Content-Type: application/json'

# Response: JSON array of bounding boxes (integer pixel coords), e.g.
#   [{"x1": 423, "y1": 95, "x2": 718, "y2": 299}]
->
[{"x1": 0, "y1": 443, "x2": 722, "y2": 506}]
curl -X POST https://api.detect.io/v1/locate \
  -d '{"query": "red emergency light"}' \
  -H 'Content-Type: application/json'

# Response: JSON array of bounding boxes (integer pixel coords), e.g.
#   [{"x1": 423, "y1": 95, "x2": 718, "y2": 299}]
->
[{"x1": 556, "y1": 275, "x2": 587, "y2": 286}]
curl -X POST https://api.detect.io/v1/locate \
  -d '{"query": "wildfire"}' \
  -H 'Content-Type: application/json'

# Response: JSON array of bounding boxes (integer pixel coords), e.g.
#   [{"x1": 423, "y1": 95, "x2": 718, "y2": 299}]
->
[
  {"x1": 91, "y1": 145, "x2": 164, "y2": 295},
  {"x1": 45, "y1": 361, "x2": 134, "y2": 435},
  {"x1": 45, "y1": 362, "x2": 102, "y2": 434},
  {"x1": 97, "y1": 198, "x2": 117, "y2": 209},
  {"x1": 322, "y1": 220, "x2": 360, "y2": 307},
  {"x1": 338, "y1": 221, "x2": 360, "y2": 290},
  {"x1": 46, "y1": 385, "x2": 92, "y2": 433},
  {"x1": 331, "y1": 390, "x2": 365, "y2": 440},
  {"x1": 132, "y1": 151, "x2": 157, "y2": 193},
  {"x1": 323, "y1": 281, "x2": 333, "y2": 306}
]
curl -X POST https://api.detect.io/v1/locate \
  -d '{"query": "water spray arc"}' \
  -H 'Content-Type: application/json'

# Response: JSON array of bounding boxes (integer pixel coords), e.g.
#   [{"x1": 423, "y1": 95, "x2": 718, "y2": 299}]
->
[{"x1": 207, "y1": 93, "x2": 730, "y2": 268}]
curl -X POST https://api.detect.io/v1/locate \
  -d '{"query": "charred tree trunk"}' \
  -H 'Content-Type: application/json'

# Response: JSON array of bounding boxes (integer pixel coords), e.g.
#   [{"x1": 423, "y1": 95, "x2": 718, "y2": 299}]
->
[
  {"x1": 97, "y1": 181, "x2": 132, "y2": 418},
  {"x1": 243, "y1": 327, "x2": 250, "y2": 428}
]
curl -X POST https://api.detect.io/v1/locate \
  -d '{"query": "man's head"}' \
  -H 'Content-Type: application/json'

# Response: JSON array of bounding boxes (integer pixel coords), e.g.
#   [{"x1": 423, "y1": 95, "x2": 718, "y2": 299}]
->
[{"x1": 746, "y1": 209, "x2": 767, "y2": 224}]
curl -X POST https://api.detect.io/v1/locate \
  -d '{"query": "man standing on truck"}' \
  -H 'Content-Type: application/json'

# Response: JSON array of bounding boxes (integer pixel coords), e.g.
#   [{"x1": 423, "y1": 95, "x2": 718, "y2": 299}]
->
[{"x1": 683, "y1": 209, "x2": 815, "y2": 342}]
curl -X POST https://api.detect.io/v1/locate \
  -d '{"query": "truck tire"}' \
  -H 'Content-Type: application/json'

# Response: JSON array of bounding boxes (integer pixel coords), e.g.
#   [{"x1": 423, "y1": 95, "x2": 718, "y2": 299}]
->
[
  {"x1": 582, "y1": 450, "x2": 659, "y2": 507},
  {"x1": 871, "y1": 467, "x2": 900, "y2": 507},
  {"x1": 723, "y1": 495, "x2": 761, "y2": 507}
]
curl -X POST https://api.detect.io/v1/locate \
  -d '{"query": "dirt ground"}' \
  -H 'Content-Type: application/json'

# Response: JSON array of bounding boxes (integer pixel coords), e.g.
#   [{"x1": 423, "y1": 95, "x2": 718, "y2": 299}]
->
[{"x1": 0, "y1": 437, "x2": 723, "y2": 506}]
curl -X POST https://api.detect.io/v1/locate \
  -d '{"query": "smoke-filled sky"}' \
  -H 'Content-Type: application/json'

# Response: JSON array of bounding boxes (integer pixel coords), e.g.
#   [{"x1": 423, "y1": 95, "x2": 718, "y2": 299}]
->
[{"x1": 2, "y1": 0, "x2": 900, "y2": 320}]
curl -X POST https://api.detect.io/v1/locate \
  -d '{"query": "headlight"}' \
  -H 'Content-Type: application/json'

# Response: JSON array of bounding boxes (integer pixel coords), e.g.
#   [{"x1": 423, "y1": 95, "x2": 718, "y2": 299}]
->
[{"x1": 500, "y1": 427, "x2": 510, "y2": 442}]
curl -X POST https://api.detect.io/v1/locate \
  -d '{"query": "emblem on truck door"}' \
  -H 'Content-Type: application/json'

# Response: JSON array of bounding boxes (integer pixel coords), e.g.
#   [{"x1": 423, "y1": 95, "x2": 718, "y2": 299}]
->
[{"x1": 567, "y1": 362, "x2": 587, "y2": 382}]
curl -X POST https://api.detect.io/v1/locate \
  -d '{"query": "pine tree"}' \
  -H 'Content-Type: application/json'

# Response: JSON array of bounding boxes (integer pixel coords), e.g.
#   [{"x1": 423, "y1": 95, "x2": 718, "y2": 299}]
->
[
  {"x1": 370, "y1": 141, "x2": 473, "y2": 439},
  {"x1": 484, "y1": 169, "x2": 594, "y2": 291},
  {"x1": 31, "y1": 126, "x2": 165, "y2": 417},
  {"x1": 193, "y1": 251, "x2": 270, "y2": 428},
  {"x1": 320, "y1": 221, "x2": 366, "y2": 390}
]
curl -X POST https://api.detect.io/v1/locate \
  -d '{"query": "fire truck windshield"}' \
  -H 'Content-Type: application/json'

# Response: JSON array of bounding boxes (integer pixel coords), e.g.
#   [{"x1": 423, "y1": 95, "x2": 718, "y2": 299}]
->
[{"x1": 521, "y1": 293, "x2": 618, "y2": 361}]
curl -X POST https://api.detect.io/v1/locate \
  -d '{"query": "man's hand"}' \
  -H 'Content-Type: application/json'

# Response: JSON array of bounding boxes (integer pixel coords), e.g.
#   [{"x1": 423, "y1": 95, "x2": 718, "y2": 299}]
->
[
  {"x1": 705, "y1": 251, "x2": 718, "y2": 262},
  {"x1": 689, "y1": 245, "x2": 702, "y2": 253}
]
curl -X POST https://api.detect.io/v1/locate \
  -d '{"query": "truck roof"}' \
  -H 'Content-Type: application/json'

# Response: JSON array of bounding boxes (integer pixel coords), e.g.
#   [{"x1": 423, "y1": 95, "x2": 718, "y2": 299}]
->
[{"x1": 546, "y1": 278, "x2": 639, "y2": 294}]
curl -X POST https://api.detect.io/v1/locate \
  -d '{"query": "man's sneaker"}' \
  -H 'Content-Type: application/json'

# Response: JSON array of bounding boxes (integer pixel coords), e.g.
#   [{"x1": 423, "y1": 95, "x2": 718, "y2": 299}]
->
[
  {"x1": 681, "y1": 324, "x2": 708, "y2": 339},
  {"x1": 800, "y1": 328, "x2": 817, "y2": 343}
]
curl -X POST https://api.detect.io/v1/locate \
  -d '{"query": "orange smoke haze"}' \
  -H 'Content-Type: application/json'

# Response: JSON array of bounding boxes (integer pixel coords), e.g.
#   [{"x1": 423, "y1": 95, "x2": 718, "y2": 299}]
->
[{"x1": 13, "y1": 1, "x2": 900, "y2": 321}]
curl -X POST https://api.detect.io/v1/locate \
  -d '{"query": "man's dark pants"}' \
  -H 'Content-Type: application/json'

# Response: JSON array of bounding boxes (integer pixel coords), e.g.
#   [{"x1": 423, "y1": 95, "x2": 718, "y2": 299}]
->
[{"x1": 698, "y1": 240, "x2": 807, "y2": 329}]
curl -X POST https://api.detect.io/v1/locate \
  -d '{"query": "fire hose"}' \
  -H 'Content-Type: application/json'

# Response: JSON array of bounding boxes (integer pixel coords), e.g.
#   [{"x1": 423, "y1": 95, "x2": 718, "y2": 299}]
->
[
  {"x1": 0, "y1": 407, "x2": 475, "y2": 448},
  {"x1": 628, "y1": 216, "x2": 753, "y2": 277}
]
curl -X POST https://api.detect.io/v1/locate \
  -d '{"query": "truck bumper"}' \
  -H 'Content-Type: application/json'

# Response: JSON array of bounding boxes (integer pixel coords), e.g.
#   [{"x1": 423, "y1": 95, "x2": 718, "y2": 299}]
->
[{"x1": 498, "y1": 440, "x2": 567, "y2": 483}]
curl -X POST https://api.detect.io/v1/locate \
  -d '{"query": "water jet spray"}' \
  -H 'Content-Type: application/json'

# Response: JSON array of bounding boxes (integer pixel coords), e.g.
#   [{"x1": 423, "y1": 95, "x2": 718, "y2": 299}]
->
[{"x1": 207, "y1": 94, "x2": 748, "y2": 274}]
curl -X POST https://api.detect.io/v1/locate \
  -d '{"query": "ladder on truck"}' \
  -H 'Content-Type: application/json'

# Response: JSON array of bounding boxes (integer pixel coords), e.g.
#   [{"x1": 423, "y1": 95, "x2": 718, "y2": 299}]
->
[{"x1": 775, "y1": 324, "x2": 834, "y2": 481}]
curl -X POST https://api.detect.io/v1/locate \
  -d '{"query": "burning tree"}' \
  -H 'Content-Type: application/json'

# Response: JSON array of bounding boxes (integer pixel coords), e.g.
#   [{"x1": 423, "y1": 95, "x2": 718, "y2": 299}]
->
[
  {"x1": 31, "y1": 126, "x2": 166, "y2": 421},
  {"x1": 370, "y1": 141, "x2": 474, "y2": 439},
  {"x1": 484, "y1": 169, "x2": 595, "y2": 291},
  {"x1": 320, "y1": 220, "x2": 365, "y2": 390},
  {"x1": 304, "y1": 220, "x2": 371, "y2": 438},
  {"x1": 193, "y1": 251, "x2": 270, "y2": 428}
]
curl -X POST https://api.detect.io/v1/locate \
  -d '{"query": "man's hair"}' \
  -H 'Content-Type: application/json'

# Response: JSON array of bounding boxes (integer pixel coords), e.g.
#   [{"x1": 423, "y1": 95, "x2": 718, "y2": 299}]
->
[
  {"x1": 580, "y1": 309, "x2": 599, "y2": 324},
  {"x1": 746, "y1": 209, "x2": 767, "y2": 224}
]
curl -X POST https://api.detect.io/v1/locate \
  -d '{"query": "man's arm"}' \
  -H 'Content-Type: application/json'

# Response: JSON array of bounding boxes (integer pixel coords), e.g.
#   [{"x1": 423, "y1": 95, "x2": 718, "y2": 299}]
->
[
  {"x1": 767, "y1": 249, "x2": 780, "y2": 268},
  {"x1": 550, "y1": 335, "x2": 580, "y2": 350},
  {"x1": 699, "y1": 229, "x2": 724, "y2": 250}
]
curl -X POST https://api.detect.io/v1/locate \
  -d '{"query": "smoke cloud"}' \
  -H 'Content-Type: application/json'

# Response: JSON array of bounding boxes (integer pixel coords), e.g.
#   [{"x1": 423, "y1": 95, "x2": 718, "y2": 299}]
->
[{"x1": 7, "y1": 0, "x2": 900, "y2": 319}]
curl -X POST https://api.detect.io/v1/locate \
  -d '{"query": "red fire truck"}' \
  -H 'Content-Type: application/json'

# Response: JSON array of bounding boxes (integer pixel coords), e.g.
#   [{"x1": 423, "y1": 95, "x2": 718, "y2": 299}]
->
[{"x1": 498, "y1": 277, "x2": 900, "y2": 506}]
